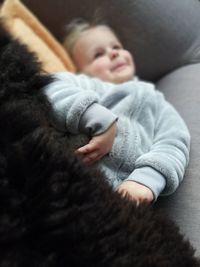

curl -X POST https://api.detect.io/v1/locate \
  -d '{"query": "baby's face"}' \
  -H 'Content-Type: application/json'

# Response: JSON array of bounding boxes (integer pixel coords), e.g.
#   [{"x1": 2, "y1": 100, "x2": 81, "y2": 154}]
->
[{"x1": 72, "y1": 26, "x2": 135, "y2": 83}]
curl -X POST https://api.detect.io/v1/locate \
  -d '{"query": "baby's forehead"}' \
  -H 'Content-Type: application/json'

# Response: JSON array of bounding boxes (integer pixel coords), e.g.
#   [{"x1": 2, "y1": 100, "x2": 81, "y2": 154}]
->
[{"x1": 81, "y1": 26, "x2": 122, "y2": 44}]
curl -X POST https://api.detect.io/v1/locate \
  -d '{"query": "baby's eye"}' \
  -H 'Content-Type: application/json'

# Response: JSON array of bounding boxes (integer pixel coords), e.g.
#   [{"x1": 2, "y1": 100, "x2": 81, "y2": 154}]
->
[
  {"x1": 113, "y1": 44, "x2": 122, "y2": 50},
  {"x1": 94, "y1": 51, "x2": 104, "y2": 59}
]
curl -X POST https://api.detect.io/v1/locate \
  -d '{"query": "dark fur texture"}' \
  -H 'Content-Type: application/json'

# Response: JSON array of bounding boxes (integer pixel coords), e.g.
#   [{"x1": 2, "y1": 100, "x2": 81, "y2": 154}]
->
[{"x1": 0, "y1": 22, "x2": 199, "y2": 267}]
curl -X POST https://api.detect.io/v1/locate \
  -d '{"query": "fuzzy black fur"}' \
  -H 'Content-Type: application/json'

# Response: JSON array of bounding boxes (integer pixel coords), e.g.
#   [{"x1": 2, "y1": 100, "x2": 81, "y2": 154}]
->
[{"x1": 0, "y1": 22, "x2": 199, "y2": 267}]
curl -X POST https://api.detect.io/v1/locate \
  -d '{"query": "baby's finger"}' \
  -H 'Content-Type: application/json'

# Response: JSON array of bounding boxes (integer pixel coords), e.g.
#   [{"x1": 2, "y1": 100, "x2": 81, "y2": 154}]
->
[
  {"x1": 75, "y1": 143, "x2": 96, "y2": 155},
  {"x1": 82, "y1": 151, "x2": 102, "y2": 164}
]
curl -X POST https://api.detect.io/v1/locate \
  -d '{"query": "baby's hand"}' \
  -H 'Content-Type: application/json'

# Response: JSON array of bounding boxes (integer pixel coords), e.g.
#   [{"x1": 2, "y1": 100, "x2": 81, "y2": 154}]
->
[
  {"x1": 116, "y1": 181, "x2": 154, "y2": 205},
  {"x1": 75, "y1": 121, "x2": 117, "y2": 164}
]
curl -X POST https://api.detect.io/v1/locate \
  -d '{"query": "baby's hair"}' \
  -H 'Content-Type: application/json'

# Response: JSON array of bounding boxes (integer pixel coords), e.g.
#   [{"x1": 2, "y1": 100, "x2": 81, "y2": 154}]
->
[{"x1": 63, "y1": 18, "x2": 117, "y2": 59}]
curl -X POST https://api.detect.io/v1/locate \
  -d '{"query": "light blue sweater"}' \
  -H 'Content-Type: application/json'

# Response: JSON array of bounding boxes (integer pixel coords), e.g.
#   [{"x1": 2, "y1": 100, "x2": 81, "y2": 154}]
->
[{"x1": 43, "y1": 72, "x2": 190, "y2": 200}]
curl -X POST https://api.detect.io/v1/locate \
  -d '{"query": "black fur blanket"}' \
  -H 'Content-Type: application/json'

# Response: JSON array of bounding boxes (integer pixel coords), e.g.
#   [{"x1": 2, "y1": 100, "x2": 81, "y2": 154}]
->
[{"x1": 0, "y1": 22, "x2": 199, "y2": 267}]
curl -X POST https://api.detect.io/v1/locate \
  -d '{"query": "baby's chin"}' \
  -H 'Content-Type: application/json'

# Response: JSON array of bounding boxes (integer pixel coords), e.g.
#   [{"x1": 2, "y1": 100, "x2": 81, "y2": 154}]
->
[{"x1": 111, "y1": 70, "x2": 135, "y2": 84}]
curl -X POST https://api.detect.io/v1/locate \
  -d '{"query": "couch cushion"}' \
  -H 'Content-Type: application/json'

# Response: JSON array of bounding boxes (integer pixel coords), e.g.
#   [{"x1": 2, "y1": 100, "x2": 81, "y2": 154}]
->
[
  {"x1": 0, "y1": 0, "x2": 76, "y2": 73},
  {"x1": 155, "y1": 63, "x2": 200, "y2": 256}
]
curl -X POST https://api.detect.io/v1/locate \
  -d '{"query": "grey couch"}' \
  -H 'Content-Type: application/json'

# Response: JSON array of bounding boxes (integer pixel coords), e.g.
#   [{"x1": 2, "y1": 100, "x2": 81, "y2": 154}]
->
[{"x1": 22, "y1": 0, "x2": 200, "y2": 255}]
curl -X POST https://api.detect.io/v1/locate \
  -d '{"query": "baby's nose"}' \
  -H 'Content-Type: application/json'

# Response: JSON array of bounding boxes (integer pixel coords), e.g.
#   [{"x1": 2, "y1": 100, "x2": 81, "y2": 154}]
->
[{"x1": 110, "y1": 49, "x2": 119, "y2": 59}]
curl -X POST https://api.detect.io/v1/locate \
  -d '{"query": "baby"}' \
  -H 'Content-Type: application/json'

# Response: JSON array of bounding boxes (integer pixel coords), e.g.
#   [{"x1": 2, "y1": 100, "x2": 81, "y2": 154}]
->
[
  {"x1": 63, "y1": 19, "x2": 135, "y2": 84},
  {"x1": 43, "y1": 19, "x2": 190, "y2": 204}
]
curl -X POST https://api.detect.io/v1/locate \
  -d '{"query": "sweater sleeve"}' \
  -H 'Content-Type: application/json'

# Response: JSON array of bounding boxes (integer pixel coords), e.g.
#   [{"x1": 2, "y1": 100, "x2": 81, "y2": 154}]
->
[
  {"x1": 126, "y1": 90, "x2": 190, "y2": 200},
  {"x1": 43, "y1": 72, "x2": 117, "y2": 135}
]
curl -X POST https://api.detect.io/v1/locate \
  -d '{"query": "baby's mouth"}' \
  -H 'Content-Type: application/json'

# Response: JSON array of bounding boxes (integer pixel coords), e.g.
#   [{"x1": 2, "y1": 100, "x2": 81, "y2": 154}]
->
[{"x1": 111, "y1": 62, "x2": 128, "y2": 71}]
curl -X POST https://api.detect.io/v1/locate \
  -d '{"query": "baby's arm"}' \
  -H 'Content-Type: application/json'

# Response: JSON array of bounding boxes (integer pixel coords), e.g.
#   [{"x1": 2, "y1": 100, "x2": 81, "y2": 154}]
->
[
  {"x1": 43, "y1": 72, "x2": 117, "y2": 134},
  {"x1": 124, "y1": 90, "x2": 190, "y2": 202},
  {"x1": 43, "y1": 72, "x2": 119, "y2": 164}
]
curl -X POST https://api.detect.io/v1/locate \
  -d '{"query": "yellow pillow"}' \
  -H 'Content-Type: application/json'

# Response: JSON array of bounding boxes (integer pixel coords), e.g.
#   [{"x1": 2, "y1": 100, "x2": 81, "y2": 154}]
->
[{"x1": 0, "y1": 0, "x2": 76, "y2": 73}]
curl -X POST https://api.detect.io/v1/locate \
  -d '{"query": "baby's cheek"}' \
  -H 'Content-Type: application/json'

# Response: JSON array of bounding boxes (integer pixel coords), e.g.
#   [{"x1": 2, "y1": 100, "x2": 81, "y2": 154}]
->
[
  {"x1": 93, "y1": 61, "x2": 108, "y2": 74},
  {"x1": 83, "y1": 59, "x2": 112, "y2": 81},
  {"x1": 85, "y1": 64, "x2": 102, "y2": 76}
]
